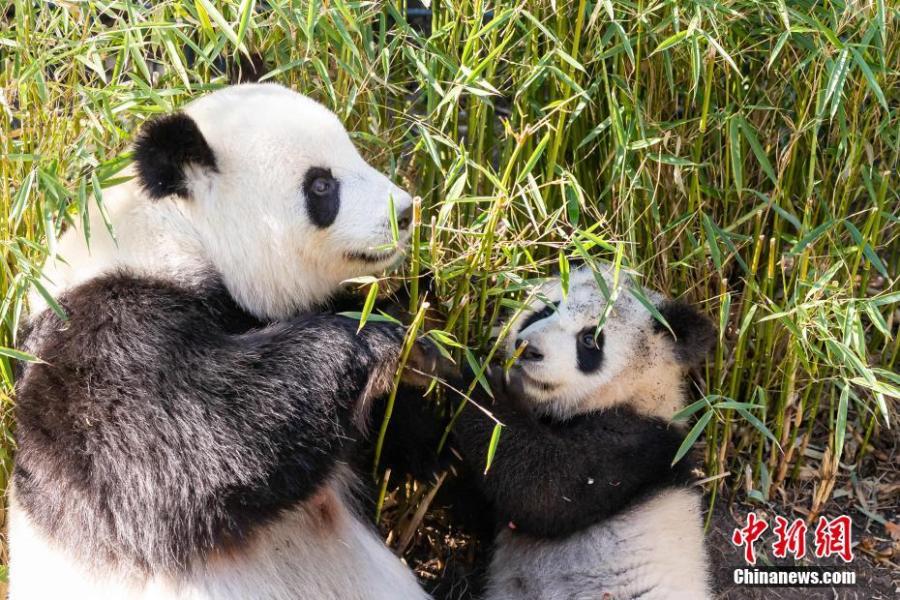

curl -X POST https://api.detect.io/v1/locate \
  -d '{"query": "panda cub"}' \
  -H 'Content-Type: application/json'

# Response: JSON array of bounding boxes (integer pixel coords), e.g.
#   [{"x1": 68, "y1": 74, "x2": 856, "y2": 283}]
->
[
  {"x1": 453, "y1": 264, "x2": 715, "y2": 600},
  {"x1": 11, "y1": 84, "x2": 433, "y2": 600}
]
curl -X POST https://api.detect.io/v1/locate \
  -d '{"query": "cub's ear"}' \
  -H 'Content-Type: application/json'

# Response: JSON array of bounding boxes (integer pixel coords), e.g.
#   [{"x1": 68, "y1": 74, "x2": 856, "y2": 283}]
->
[
  {"x1": 133, "y1": 112, "x2": 217, "y2": 199},
  {"x1": 654, "y1": 300, "x2": 716, "y2": 366}
]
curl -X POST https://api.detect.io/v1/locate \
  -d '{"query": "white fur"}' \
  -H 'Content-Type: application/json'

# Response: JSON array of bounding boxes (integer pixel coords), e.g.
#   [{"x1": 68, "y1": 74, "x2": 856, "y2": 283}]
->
[
  {"x1": 486, "y1": 488, "x2": 709, "y2": 600},
  {"x1": 30, "y1": 83, "x2": 412, "y2": 320}
]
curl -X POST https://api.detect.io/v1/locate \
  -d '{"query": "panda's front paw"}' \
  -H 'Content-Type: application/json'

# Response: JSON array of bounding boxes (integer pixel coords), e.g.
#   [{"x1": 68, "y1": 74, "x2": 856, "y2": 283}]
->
[
  {"x1": 486, "y1": 367, "x2": 533, "y2": 416},
  {"x1": 402, "y1": 336, "x2": 455, "y2": 388}
]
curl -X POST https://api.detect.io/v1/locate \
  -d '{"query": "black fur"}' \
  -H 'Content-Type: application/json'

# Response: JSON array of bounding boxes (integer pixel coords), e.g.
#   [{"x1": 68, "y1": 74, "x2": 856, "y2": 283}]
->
[
  {"x1": 365, "y1": 385, "x2": 452, "y2": 481},
  {"x1": 303, "y1": 167, "x2": 341, "y2": 228},
  {"x1": 133, "y1": 112, "x2": 217, "y2": 199},
  {"x1": 227, "y1": 51, "x2": 268, "y2": 84},
  {"x1": 518, "y1": 302, "x2": 557, "y2": 332},
  {"x1": 14, "y1": 271, "x2": 409, "y2": 573},
  {"x1": 576, "y1": 327, "x2": 605, "y2": 373},
  {"x1": 451, "y1": 370, "x2": 694, "y2": 539},
  {"x1": 654, "y1": 300, "x2": 716, "y2": 365}
]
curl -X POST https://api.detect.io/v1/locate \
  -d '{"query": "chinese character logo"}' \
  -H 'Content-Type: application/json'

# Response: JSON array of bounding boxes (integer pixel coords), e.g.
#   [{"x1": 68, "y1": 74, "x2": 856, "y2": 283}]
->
[
  {"x1": 813, "y1": 515, "x2": 854, "y2": 563},
  {"x1": 732, "y1": 512, "x2": 768, "y2": 565},
  {"x1": 732, "y1": 513, "x2": 854, "y2": 564},
  {"x1": 772, "y1": 516, "x2": 807, "y2": 559}
]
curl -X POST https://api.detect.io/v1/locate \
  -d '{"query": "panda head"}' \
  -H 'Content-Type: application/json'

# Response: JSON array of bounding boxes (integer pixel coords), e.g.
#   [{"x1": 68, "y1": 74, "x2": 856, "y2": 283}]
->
[
  {"x1": 505, "y1": 264, "x2": 716, "y2": 420},
  {"x1": 133, "y1": 83, "x2": 413, "y2": 320}
]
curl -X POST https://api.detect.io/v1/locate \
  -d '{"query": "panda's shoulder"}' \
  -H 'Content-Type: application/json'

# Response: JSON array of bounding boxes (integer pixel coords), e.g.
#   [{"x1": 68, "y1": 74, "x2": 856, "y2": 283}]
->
[{"x1": 26, "y1": 271, "x2": 252, "y2": 353}]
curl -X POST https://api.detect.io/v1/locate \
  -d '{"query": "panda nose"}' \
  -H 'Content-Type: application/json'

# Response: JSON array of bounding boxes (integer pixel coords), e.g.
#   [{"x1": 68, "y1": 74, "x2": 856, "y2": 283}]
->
[
  {"x1": 396, "y1": 204, "x2": 413, "y2": 230},
  {"x1": 517, "y1": 340, "x2": 543, "y2": 361}
]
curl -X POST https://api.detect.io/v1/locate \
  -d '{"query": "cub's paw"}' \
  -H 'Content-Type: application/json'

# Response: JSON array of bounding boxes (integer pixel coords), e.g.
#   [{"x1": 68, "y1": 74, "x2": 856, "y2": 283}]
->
[
  {"x1": 402, "y1": 336, "x2": 455, "y2": 388},
  {"x1": 486, "y1": 366, "x2": 532, "y2": 415}
]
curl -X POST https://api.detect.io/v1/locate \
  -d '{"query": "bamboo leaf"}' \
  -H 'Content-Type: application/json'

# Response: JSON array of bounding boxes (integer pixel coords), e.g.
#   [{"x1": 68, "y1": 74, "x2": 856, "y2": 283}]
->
[
  {"x1": 729, "y1": 117, "x2": 743, "y2": 192},
  {"x1": 0, "y1": 347, "x2": 42, "y2": 363},
  {"x1": 483, "y1": 423, "x2": 503, "y2": 473},
  {"x1": 651, "y1": 30, "x2": 691, "y2": 55},
  {"x1": 356, "y1": 280, "x2": 380, "y2": 332},
  {"x1": 672, "y1": 410, "x2": 713, "y2": 465},
  {"x1": 844, "y1": 220, "x2": 889, "y2": 278},
  {"x1": 849, "y1": 48, "x2": 888, "y2": 111},
  {"x1": 738, "y1": 117, "x2": 777, "y2": 185},
  {"x1": 834, "y1": 384, "x2": 849, "y2": 465}
]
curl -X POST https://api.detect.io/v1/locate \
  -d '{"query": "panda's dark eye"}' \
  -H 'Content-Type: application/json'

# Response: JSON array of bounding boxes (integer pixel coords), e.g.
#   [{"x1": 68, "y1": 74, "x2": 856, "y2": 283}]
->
[
  {"x1": 579, "y1": 330, "x2": 599, "y2": 349},
  {"x1": 303, "y1": 167, "x2": 340, "y2": 228},
  {"x1": 576, "y1": 327, "x2": 604, "y2": 373},
  {"x1": 310, "y1": 176, "x2": 336, "y2": 196}
]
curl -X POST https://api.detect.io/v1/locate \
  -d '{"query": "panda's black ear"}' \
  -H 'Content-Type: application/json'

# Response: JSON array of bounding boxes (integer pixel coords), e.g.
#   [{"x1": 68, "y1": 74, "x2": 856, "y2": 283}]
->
[
  {"x1": 133, "y1": 112, "x2": 217, "y2": 199},
  {"x1": 654, "y1": 300, "x2": 716, "y2": 366}
]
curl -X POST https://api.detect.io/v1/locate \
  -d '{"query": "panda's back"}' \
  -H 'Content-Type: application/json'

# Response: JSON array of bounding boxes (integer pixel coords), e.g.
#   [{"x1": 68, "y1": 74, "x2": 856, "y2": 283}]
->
[{"x1": 485, "y1": 487, "x2": 709, "y2": 600}]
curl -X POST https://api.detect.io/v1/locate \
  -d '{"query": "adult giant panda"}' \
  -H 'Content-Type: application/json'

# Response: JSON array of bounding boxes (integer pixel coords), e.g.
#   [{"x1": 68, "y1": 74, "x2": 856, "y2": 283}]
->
[
  {"x1": 10, "y1": 83, "x2": 435, "y2": 600},
  {"x1": 452, "y1": 264, "x2": 716, "y2": 600}
]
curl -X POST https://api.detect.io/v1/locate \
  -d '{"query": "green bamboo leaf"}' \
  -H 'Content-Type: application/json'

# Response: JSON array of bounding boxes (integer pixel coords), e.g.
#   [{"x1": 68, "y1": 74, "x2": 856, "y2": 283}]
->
[
  {"x1": 483, "y1": 423, "x2": 503, "y2": 474},
  {"x1": 193, "y1": 0, "x2": 213, "y2": 31},
  {"x1": 713, "y1": 401, "x2": 760, "y2": 410},
  {"x1": 558, "y1": 252, "x2": 570, "y2": 299},
  {"x1": 464, "y1": 349, "x2": 493, "y2": 398},
  {"x1": 703, "y1": 32, "x2": 740, "y2": 75},
  {"x1": 356, "y1": 280, "x2": 380, "y2": 332},
  {"x1": 729, "y1": 117, "x2": 743, "y2": 192},
  {"x1": 651, "y1": 30, "x2": 691, "y2": 55},
  {"x1": 736, "y1": 408, "x2": 780, "y2": 449},
  {"x1": 576, "y1": 118, "x2": 611, "y2": 149},
  {"x1": 649, "y1": 154, "x2": 706, "y2": 167},
  {"x1": 672, "y1": 398, "x2": 709, "y2": 422},
  {"x1": 28, "y1": 278, "x2": 67, "y2": 321},
  {"x1": 196, "y1": 0, "x2": 242, "y2": 49},
  {"x1": 790, "y1": 219, "x2": 836, "y2": 254},
  {"x1": 629, "y1": 286, "x2": 673, "y2": 337},
  {"x1": 863, "y1": 303, "x2": 890, "y2": 338},
  {"x1": 822, "y1": 48, "x2": 850, "y2": 119},
  {"x1": 843, "y1": 220, "x2": 889, "y2": 278},
  {"x1": 515, "y1": 132, "x2": 551, "y2": 185},
  {"x1": 834, "y1": 384, "x2": 849, "y2": 465},
  {"x1": 672, "y1": 410, "x2": 713, "y2": 465},
  {"x1": 768, "y1": 31, "x2": 790, "y2": 69},
  {"x1": 701, "y1": 213, "x2": 723, "y2": 272},
  {"x1": 236, "y1": 0, "x2": 257, "y2": 49},
  {"x1": 162, "y1": 36, "x2": 192, "y2": 89},
  {"x1": 0, "y1": 347, "x2": 42, "y2": 363},
  {"x1": 849, "y1": 48, "x2": 888, "y2": 111},
  {"x1": 872, "y1": 292, "x2": 900, "y2": 307},
  {"x1": 719, "y1": 291, "x2": 731, "y2": 343},
  {"x1": 738, "y1": 117, "x2": 777, "y2": 185}
]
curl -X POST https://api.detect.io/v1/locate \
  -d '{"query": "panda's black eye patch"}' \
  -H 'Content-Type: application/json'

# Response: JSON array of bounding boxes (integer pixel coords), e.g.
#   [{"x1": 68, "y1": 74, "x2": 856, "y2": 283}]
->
[
  {"x1": 520, "y1": 302, "x2": 559, "y2": 332},
  {"x1": 576, "y1": 326, "x2": 604, "y2": 373},
  {"x1": 303, "y1": 167, "x2": 340, "y2": 228}
]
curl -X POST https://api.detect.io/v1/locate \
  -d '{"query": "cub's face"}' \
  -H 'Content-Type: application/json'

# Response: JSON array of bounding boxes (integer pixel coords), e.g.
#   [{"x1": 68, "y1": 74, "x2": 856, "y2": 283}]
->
[
  {"x1": 134, "y1": 83, "x2": 413, "y2": 320},
  {"x1": 506, "y1": 265, "x2": 715, "y2": 419}
]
